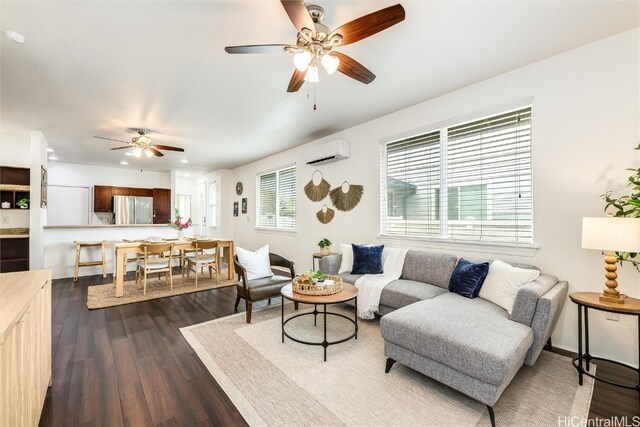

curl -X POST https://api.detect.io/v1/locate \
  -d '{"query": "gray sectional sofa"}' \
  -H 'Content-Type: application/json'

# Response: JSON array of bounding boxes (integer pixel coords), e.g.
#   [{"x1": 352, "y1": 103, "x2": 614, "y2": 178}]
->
[{"x1": 319, "y1": 250, "x2": 568, "y2": 426}]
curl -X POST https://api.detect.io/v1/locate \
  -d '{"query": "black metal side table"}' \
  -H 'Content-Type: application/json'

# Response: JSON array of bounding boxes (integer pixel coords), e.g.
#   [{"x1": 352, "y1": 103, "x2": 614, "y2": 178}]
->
[
  {"x1": 569, "y1": 292, "x2": 640, "y2": 393},
  {"x1": 281, "y1": 283, "x2": 358, "y2": 361}
]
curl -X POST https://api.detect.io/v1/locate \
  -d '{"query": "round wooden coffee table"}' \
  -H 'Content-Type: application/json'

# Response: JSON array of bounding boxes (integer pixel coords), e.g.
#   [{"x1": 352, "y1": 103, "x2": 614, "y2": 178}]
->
[{"x1": 280, "y1": 283, "x2": 359, "y2": 361}]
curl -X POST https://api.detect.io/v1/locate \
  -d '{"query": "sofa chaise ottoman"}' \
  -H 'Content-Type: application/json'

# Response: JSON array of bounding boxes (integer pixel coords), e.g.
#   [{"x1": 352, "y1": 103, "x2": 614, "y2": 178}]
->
[{"x1": 319, "y1": 249, "x2": 568, "y2": 426}]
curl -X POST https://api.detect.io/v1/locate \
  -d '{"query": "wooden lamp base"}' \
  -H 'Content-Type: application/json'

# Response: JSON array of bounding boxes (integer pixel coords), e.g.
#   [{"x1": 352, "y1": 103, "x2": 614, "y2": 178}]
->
[{"x1": 599, "y1": 251, "x2": 626, "y2": 304}]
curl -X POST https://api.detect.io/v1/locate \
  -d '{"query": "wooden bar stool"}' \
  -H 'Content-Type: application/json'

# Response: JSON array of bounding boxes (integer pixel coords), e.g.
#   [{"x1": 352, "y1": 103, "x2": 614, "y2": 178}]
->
[{"x1": 73, "y1": 240, "x2": 106, "y2": 281}]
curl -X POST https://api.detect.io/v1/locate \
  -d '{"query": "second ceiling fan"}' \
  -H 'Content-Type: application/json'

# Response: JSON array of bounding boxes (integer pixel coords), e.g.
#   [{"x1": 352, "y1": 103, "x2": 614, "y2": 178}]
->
[{"x1": 225, "y1": 1, "x2": 406, "y2": 93}]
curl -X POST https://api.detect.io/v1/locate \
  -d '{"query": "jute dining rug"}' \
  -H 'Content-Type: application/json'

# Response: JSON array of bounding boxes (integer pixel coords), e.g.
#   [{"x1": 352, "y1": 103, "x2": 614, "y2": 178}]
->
[
  {"x1": 181, "y1": 303, "x2": 594, "y2": 427},
  {"x1": 87, "y1": 269, "x2": 236, "y2": 309}
]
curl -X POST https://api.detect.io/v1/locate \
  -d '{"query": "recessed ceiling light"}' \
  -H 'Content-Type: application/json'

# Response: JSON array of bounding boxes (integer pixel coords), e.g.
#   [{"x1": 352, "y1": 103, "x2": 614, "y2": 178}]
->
[
  {"x1": 181, "y1": 159, "x2": 188, "y2": 164},
  {"x1": 48, "y1": 155, "x2": 58, "y2": 160},
  {"x1": 46, "y1": 148, "x2": 54, "y2": 153},
  {"x1": 120, "y1": 161, "x2": 128, "y2": 165},
  {"x1": 4, "y1": 30, "x2": 26, "y2": 44}
]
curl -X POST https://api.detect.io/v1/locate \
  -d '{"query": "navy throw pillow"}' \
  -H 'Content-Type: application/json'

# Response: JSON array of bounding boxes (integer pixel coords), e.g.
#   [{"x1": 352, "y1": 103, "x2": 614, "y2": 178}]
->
[
  {"x1": 448, "y1": 258, "x2": 490, "y2": 299},
  {"x1": 351, "y1": 244, "x2": 384, "y2": 274}
]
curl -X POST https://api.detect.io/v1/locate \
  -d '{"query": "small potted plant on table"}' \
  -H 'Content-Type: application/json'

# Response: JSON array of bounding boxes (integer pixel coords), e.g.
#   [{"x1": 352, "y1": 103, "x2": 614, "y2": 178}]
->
[{"x1": 318, "y1": 238, "x2": 332, "y2": 255}]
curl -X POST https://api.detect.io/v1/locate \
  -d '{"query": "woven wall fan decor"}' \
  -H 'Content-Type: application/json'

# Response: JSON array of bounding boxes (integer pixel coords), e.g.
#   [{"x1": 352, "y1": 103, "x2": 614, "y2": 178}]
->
[
  {"x1": 316, "y1": 204, "x2": 335, "y2": 224},
  {"x1": 304, "y1": 170, "x2": 331, "y2": 202},
  {"x1": 329, "y1": 181, "x2": 364, "y2": 212}
]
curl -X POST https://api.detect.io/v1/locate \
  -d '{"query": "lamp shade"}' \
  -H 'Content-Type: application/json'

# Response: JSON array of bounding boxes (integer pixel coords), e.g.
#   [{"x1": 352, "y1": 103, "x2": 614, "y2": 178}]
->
[{"x1": 582, "y1": 217, "x2": 640, "y2": 252}]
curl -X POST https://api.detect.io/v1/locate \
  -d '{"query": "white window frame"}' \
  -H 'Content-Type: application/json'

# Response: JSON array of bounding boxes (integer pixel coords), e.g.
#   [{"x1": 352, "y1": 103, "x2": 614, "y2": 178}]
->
[
  {"x1": 255, "y1": 165, "x2": 297, "y2": 232},
  {"x1": 208, "y1": 181, "x2": 217, "y2": 229},
  {"x1": 380, "y1": 102, "x2": 538, "y2": 256}
]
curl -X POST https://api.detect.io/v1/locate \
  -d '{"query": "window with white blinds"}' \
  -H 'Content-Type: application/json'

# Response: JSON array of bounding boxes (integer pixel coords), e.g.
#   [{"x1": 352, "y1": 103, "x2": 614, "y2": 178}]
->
[
  {"x1": 256, "y1": 166, "x2": 296, "y2": 230},
  {"x1": 381, "y1": 106, "x2": 533, "y2": 245}
]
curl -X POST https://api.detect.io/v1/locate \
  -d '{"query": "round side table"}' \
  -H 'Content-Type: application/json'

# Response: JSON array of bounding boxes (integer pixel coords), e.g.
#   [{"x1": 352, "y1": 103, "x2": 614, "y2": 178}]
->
[{"x1": 569, "y1": 292, "x2": 640, "y2": 393}]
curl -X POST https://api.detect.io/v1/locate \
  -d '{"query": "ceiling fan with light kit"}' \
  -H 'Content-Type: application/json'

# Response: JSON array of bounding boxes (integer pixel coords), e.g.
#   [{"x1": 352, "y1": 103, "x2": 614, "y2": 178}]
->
[
  {"x1": 225, "y1": 0, "x2": 405, "y2": 109},
  {"x1": 94, "y1": 128, "x2": 184, "y2": 170}
]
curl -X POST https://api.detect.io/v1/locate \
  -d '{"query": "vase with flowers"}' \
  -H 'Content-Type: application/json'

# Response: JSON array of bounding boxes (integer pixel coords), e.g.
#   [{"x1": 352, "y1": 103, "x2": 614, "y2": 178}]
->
[{"x1": 168, "y1": 208, "x2": 192, "y2": 240}]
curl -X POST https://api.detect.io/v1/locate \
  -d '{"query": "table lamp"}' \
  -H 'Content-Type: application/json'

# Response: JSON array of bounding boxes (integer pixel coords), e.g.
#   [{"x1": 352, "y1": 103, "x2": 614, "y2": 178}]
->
[{"x1": 582, "y1": 216, "x2": 640, "y2": 304}]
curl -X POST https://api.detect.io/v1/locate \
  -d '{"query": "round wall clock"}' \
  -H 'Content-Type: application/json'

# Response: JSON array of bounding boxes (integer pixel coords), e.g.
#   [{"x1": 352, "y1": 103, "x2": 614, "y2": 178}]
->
[{"x1": 236, "y1": 182, "x2": 243, "y2": 196}]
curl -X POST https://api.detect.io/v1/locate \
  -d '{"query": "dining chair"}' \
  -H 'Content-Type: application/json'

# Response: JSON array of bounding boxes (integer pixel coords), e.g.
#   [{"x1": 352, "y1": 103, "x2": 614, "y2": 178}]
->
[
  {"x1": 184, "y1": 240, "x2": 220, "y2": 287},
  {"x1": 136, "y1": 243, "x2": 174, "y2": 295}
]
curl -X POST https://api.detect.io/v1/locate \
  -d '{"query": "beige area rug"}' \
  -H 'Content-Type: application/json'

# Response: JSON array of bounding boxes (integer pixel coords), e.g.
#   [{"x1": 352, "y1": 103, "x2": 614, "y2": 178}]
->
[
  {"x1": 181, "y1": 303, "x2": 595, "y2": 427},
  {"x1": 87, "y1": 269, "x2": 236, "y2": 309}
]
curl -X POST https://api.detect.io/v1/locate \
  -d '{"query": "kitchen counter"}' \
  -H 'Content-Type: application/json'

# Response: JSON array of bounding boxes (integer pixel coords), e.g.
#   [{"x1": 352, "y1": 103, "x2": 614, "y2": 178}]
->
[
  {"x1": 43, "y1": 224, "x2": 202, "y2": 279},
  {"x1": 0, "y1": 234, "x2": 29, "y2": 239},
  {"x1": 44, "y1": 224, "x2": 168, "y2": 228}
]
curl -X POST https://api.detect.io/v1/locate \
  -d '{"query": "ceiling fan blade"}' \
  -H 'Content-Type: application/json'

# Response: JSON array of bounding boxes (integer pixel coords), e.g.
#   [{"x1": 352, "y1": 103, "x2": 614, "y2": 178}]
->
[
  {"x1": 154, "y1": 144, "x2": 185, "y2": 152},
  {"x1": 225, "y1": 44, "x2": 291, "y2": 54},
  {"x1": 331, "y1": 52, "x2": 376, "y2": 84},
  {"x1": 329, "y1": 4, "x2": 405, "y2": 46},
  {"x1": 109, "y1": 146, "x2": 132, "y2": 150},
  {"x1": 281, "y1": 0, "x2": 315, "y2": 37},
  {"x1": 148, "y1": 147, "x2": 164, "y2": 157},
  {"x1": 95, "y1": 136, "x2": 130, "y2": 144},
  {"x1": 287, "y1": 69, "x2": 306, "y2": 92}
]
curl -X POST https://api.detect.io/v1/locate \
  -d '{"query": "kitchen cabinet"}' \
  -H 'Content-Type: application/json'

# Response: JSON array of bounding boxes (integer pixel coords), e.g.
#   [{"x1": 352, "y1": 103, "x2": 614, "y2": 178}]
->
[
  {"x1": 111, "y1": 187, "x2": 131, "y2": 197},
  {"x1": 0, "y1": 270, "x2": 52, "y2": 427},
  {"x1": 93, "y1": 185, "x2": 112, "y2": 212},
  {"x1": 153, "y1": 188, "x2": 171, "y2": 224},
  {"x1": 0, "y1": 238, "x2": 29, "y2": 273},
  {"x1": 93, "y1": 186, "x2": 167, "y2": 213},
  {"x1": 131, "y1": 187, "x2": 153, "y2": 197}
]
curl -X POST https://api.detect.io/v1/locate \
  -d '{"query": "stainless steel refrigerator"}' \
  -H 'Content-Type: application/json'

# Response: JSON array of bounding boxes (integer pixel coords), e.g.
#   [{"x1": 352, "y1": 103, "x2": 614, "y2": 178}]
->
[{"x1": 113, "y1": 196, "x2": 154, "y2": 224}]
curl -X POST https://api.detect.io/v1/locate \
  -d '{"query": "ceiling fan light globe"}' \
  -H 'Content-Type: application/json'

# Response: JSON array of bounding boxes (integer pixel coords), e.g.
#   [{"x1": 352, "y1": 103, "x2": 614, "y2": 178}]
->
[
  {"x1": 145, "y1": 149, "x2": 153, "y2": 158},
  {"x1": 321, "y1": 54, "x2": 339, "y2": 75},
  {"x1": 304, "y1": 65, "x2": 319, "y2": 83},
  {"x1": 138, "y1": 135, "x2": 151, "y2": 145},
  {"x1": 133, "y1": 147, "x2": 142, "y2": 158},
  {"x1": 293, "y1": 51, "x2": 312, "y2": 72}
]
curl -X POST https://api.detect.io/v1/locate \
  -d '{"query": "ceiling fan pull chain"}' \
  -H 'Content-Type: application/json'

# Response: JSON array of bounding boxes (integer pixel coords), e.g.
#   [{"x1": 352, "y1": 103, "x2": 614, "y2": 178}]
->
[{"x1": 313, "y1": 82, "x2": 317, "y2": 110}]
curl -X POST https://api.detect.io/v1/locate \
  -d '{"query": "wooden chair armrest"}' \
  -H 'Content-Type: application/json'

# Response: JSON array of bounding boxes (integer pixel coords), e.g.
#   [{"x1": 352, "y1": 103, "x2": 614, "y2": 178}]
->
[{"x1": 269, "y1": 253, "x2": 295, "y2": 278}]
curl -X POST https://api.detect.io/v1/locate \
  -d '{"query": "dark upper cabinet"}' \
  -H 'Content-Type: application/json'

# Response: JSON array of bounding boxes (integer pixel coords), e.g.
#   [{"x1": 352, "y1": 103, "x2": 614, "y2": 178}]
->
[
  {"x1": 94, "y1": 186, "x2": 112, "y2": 212},
  {"x1": 152, "y1": 188, "x2": 171, "y2": 224},
  {"x1": 131, "y1": 187, "x2": 153, "y2": 197},
  {"x1": 111, "y1": 187, "x2": 131, "y2": 197},
  {"x1": 0, "y1": 167, "x2": 30, "y2": 186}
]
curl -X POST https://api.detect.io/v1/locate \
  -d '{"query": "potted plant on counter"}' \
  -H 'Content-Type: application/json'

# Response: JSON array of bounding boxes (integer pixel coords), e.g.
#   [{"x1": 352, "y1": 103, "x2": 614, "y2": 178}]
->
[
  {"x1": 16, "y1": 198, "x2": 29, "y2": 209},
  {"x1": 318, "y1": 238, "x2": 332, "y2": 255},
  {"x1": 168, "y1": 208, "x2": 192, "y2": 240}
]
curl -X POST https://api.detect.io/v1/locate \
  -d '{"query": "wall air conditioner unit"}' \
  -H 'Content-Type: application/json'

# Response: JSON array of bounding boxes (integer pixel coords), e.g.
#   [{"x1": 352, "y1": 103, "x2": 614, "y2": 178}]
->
[{"x1": 305, "y1": 140, "x2": 351, "y2": 166}]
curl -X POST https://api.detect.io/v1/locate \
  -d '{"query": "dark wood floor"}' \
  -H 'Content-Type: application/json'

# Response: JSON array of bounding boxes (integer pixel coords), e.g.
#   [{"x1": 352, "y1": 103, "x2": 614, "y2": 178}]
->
[{"x1": 39, "y1": 273, "x2": 639, "y2": 426}]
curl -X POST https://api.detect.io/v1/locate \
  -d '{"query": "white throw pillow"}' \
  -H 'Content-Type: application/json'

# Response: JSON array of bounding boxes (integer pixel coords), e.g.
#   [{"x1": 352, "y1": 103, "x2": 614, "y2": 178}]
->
[
  {"x1": 479, "y1": 259, "x2": 540, "y2": 314},
  {"x1": 338, "y1": 243, "x2": 353, "y2": 274},
  {"x1": 236, "y1": 245, "x2": 274, "y2": 280}
]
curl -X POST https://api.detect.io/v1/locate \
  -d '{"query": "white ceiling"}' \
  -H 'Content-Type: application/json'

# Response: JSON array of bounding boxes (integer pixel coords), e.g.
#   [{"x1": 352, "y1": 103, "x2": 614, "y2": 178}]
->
[{"x1": 1, "y1": 0, "x2": 638, "y2": 172}]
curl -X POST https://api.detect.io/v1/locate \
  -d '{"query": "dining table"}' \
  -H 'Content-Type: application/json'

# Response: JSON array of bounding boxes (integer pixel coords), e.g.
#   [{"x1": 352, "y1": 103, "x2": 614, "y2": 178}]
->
[{"x1": 112, "y1": 238, "x2": 235, "y2": 297}]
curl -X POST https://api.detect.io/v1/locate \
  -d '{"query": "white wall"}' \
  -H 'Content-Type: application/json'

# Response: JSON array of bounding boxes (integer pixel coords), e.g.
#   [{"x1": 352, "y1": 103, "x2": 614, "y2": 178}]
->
[
  {"x1": 227, "y1": 29, "x2": 640, "y2": 366},
  {"x1": 29, "y1": 130, "x2": 49, "y2": 269}
]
